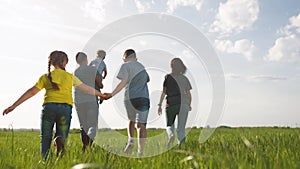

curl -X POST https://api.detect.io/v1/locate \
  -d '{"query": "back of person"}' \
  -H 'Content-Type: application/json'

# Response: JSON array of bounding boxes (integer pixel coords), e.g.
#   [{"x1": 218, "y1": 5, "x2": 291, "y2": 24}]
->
[
  {"x1": 74, "y1": 65, "x2": 98, "y2": 104},
  {"x1": 119, "y1": 61, "x2": 149, "y2": 100},
  {"x1": 164, "y1": 74, "x2": 191, "y2": 107}
]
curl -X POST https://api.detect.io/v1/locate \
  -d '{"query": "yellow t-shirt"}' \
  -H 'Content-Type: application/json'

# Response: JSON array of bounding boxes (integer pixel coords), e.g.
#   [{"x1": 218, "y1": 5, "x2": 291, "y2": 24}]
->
[{"x1": 34, "y1": 69, "x2": 82, "y2": 106}]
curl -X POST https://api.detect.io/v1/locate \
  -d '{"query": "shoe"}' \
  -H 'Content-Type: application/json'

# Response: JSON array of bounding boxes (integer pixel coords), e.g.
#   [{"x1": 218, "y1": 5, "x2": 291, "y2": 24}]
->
[
  {"x1": 167, "y1": 135, "x2": 175, "y2": 148},
  {"x1": 124, "y1": 142, "x2": 134, "y2": 153},
  {"x1": 178, "y1": 137, "x2": 186, "y2": 149},
  {"x1": 82, "y1": 135, "x2": 90, "y2": 152},
  {"x1": 137, "y1": 151, "x2": 143, "y2": 157},
  {"x1": 53, "y1": 136, "x2": 65, "y2": 156}
]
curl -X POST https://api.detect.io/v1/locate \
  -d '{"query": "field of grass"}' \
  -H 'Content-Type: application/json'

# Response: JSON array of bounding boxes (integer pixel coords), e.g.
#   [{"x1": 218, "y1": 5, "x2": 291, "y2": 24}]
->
[{"x1": 0, "y1": 127, "x2": 299, "y2": 169}]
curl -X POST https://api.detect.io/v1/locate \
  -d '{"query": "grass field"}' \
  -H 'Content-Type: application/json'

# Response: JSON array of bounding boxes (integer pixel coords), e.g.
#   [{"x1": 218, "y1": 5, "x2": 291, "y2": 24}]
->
[{"x1": 0, "y1": 127, "x2": 299, "y2": 169}]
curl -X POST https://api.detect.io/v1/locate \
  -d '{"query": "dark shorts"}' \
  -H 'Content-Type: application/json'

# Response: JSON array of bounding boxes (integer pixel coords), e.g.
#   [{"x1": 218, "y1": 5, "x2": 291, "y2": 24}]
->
[
  {"x1": 124, "y1": 98, "x2": 150, "y2": 124},
  {"x1": 166, "y1": 104, "x2": 189, "y2": 126}
]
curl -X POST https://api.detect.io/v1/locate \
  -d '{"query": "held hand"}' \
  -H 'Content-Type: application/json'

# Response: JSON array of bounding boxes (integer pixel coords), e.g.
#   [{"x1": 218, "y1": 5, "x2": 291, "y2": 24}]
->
[
  {"x1": 3, "y1": 105, "x2": 16, "y2": 116},
  {"x1": 102, "y1": 93, "x2": 112, "y2": 100},
  {"x1": 158, "y1": 106, "x2": 162, "y2": 116}
]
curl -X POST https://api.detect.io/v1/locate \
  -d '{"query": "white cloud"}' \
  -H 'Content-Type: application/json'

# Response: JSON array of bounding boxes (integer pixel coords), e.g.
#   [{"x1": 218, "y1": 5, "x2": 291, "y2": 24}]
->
[
  {"x1": 266, "y1": 34, "x2": 300, "y2": 61},
  {"x1": 289, "y1": 13, "x2": 300, "y2": 33},
  {"x1": 225, "y1": 73, "x2": 242, "y2": 80},
  {"x1": 210, "y1": 0, "x2": 259, "y2": 36},
  {"x1": 82, "y1": 0, "x2": 109, "y2": 23},
  {"x1": 225, "y1": 73, "x2": 287, "y2": 82},
  {"x1": 215, "y1": 39, "x2": 256, "y2": 61},
  {"x1": 248, "y1": 75, "x2": 287, "y2": 82},
  {"x1": 278, "y1": 13, "x2": 300, "y2": 36},
  {"x1": 166, "y1": 0, "x2": 204, "y2": 13},
  {"x1": 134, "y1": 0, "x2": 154, "y2": 13},
  {"x1": 182, "y1": 49, "x2": 195, "y2": 59}
]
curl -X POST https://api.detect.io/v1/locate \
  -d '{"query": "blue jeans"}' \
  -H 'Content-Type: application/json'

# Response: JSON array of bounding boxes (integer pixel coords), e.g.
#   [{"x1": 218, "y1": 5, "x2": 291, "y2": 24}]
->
[{"x1": 40, "y1": 103, "x2": 72, "y2": 159}]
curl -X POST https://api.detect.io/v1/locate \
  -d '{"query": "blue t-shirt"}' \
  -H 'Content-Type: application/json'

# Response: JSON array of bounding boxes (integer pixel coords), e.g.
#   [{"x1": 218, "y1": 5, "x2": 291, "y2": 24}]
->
[
  {"x1": 117, "y1": 61, "x2": 149, "y2": 100},
  {"x1": 90, "y1": 58, "x2": 106, "y2": 78}
]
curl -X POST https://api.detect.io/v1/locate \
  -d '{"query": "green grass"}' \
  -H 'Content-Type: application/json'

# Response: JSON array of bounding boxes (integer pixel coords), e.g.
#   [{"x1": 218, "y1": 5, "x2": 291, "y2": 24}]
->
[{"x1": 0, "y1": 127, "x2": 299, "y2": 169}]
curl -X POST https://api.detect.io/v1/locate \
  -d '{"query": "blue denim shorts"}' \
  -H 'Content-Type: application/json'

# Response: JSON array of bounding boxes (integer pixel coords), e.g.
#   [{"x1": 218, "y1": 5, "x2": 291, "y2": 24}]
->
[{"x1": 124, "y1": 98, "x2": 150, "y2": 124}]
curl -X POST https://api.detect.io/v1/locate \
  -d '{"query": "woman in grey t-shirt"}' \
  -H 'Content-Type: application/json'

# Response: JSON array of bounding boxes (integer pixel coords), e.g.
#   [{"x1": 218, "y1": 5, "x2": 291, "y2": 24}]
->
[{"x1": 158, "y1": 58, "x2": 192, "y2": 149}]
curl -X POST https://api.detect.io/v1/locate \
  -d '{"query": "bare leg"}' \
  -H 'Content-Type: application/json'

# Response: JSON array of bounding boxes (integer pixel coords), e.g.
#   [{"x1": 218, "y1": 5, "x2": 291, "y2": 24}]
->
[
  {"x1": 127, "y1": 120, "x2": 135, "y2": 138},
  {"x1": 124, "y1": 120, "x2": 135, "y2": 153},
  {"x1": 137, "y1": 122, "x2": 146, "y2": 154}
]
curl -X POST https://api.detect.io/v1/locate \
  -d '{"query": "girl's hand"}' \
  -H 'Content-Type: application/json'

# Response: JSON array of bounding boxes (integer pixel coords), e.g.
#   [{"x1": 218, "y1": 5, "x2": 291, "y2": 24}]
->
[
  {"x1": 158, "y1": 106, "x2": 162, "y2": 116},
  {"x1": 3, "y1": 105, "x2": 16, "y2": 115}
]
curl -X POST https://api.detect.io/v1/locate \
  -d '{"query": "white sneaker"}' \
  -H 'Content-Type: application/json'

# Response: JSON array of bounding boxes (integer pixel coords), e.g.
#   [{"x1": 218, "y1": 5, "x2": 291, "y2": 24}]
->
[{"x1": 124, "y1": 142, "x2": 134, "y2": 153}]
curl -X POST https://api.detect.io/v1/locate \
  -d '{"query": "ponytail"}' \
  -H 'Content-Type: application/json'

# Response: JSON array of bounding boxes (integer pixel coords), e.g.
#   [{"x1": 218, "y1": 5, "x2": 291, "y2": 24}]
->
[
  {"x1": 48, "y1": 57, "x2": 59, "y2": 90},
  {"x1": 47, "y1": 51, "x2": 68, "y2": 90}
]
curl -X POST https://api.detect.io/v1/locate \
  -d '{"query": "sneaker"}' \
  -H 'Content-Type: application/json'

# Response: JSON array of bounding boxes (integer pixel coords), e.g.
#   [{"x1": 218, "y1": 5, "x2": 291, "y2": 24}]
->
[
  {"x1": 178, "y1": 137, "x2": 186, "y2": 149},
  {"x1": 137, "y1": 151, "x2": 144, "y2": 158},
  {"x1": 124, "y1": 142, "x2": 134, "y2": 153},
  {"x1": 167, "y1": 135, "x2": 175, "y2": 148},
  {"x1": 53, "y1": 136, "x2": 64, "y2": 156}
]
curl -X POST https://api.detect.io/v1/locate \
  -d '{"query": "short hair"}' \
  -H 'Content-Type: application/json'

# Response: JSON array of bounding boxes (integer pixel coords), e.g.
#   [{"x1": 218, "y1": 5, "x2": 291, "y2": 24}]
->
[
  {"x1": 76, "y1": 52, "x2": 87, "y2": 64},
  {"x1": 123, "y1": 49, "x2": 136, "y2": 59},
  {"x1": 97, "y1": 50, "x2": 106, "y2": 58}
]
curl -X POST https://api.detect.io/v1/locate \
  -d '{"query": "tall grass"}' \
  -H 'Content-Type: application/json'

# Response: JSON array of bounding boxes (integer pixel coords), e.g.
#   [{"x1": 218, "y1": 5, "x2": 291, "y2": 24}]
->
[{"x1": 0, "y1": 127, "x2": 299, "y2": 169}]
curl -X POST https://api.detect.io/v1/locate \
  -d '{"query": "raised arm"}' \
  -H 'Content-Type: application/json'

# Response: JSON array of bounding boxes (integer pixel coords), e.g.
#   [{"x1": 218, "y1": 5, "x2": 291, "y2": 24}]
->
[{"x1": 3, "y1": 86, "x2": 40, "y2": 115}]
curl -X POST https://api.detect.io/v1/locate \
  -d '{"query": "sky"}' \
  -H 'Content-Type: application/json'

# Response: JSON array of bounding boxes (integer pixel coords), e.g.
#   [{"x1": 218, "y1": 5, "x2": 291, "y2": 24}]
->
[{"x1": 0, "y1": 0, "x2": 300, "y2": 129}]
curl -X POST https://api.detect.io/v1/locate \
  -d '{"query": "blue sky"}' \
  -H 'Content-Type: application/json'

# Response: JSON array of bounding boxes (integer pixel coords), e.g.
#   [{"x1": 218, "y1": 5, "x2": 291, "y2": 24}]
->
[{"x1": 1, "y1": 0, "x2": 300, "y2": 129}]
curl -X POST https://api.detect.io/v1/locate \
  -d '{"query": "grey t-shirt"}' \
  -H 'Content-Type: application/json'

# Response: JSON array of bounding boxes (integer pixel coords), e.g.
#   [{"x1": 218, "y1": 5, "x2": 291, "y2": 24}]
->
[
  {"x1": 74, "y1": 65, "x2": 98, "y2": 104},
  {"x1": 117, "y1": 61, "x2": 149, "y2": 100}
]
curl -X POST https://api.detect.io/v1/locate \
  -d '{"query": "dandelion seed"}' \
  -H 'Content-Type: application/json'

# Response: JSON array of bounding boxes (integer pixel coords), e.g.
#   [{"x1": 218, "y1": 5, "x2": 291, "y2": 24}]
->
[
  {"x1": 71, "y1": 163, "x2": 103, "y2": 169},
  {"x1": 242, "y1": 136, "x2": 252, "y2": 148},
  {"x1": 180, "y1": 155, "x2": 193, "y2": 163}
]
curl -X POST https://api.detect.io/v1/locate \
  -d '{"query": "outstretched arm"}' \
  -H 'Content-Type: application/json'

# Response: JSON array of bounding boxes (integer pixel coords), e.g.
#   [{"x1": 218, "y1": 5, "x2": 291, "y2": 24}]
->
[
  {"x1": 111, "y1": 79, "x2": 127, "y2": 96},
  {"x1": 3, "y1": 86, "x2": 40, "y2": 115},
  {"x1": 76, "y1": 83, "x2": 105, "y2": 98}
]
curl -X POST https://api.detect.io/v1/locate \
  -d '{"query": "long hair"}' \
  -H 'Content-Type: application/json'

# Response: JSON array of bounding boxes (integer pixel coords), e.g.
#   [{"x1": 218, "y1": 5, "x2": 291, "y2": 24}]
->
[
  {"x1": 171, "y1": 58, "x2": 187, "y2": 75},
  {"x1": 48, "y1": 51, "x2": 68, "y2": 90}
]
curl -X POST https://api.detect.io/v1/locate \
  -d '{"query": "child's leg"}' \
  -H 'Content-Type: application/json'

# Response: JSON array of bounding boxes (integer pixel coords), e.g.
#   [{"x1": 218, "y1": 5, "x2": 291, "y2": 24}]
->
[
  {"x1": 135, "y1": 98, "x2": 150, "y2": 154},
  {"x1": 86, "y1": 101, "x2": 99, "y2": 143},
  {"x1": 137, "y1": 122, "x2": 146, "y2": 154},
  {"x1": 127, "y1": 120, "x2": 135, "y2": 140},
  {"x1": 40, "y1": 104, "x2": 56, "y2": 159},
  {"x1": 54, "y1": 104, "x2": 72, "y2": 155},
  {"x1": 55, "y1": 104, "x2": 72, "y2": 141}
]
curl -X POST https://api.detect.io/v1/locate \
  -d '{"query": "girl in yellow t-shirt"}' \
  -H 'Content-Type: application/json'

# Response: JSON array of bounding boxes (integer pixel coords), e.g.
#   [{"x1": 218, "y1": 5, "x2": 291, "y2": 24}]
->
[{"x1": 3, "y1": 51, "x2": 106, "y2": 160}]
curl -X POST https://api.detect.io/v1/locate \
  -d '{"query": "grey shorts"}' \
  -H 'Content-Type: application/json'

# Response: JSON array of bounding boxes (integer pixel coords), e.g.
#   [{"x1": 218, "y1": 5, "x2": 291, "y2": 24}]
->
[{"x1": 124, "y1": 98, "x2": 150, "y2": 124}]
